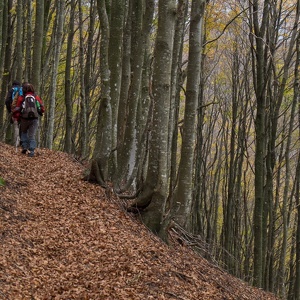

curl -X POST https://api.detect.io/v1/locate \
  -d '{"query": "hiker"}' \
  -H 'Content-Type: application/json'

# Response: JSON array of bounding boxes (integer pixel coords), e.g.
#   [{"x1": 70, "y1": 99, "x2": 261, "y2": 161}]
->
[
  {"x1": 5, "y1": 80, "x2": 22, "y2": 115},
  {"x1": 12, "y1": 82, "x2": 45, "y2": 157},
  {"x1": 5, "y1": 80, "x2": 23, "y2": 148}
]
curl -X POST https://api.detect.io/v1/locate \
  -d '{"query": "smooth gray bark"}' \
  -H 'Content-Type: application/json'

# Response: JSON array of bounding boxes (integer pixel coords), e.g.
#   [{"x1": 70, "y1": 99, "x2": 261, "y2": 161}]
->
[
  {"x1": 0, "y1": 0, "x2": 12, "y2": 135},
  {"x1": 64, "y1": 0, "x2": 75, "y2": 154},
  {"x1": 45, "y1": 0, "x2": 65, "y2": 149},
  {"x1": 134, "y1": 0, "x2": 176, "y2": 240},
  {"x1": 171, "y1": 0, "x2": 206, "y2": 230},
  {"x1": 251, "y1": 0, "x2": 269, "y2": 287},
  {"x1": 32, "y1": 0, "x2": 44, "y2": 94},
  {"x1": 90, "y1": 0, "x2": 112, "y2": 185}
]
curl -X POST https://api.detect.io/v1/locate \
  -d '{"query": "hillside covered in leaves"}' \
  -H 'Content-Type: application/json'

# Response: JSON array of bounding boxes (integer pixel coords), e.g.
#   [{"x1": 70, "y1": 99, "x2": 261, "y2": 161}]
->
[{"x1": 0, "y1": 142, "x2": 278, "y2": 299}]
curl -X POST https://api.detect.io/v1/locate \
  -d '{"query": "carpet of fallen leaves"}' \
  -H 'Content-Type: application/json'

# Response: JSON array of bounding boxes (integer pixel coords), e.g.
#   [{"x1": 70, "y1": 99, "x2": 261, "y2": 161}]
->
[{"x1": 0, "y1": 142, "x2": 278, "y2": 300}]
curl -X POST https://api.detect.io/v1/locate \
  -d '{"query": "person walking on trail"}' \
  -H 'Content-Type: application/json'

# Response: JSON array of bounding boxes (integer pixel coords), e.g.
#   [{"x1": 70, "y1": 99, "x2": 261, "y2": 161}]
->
[
  {"x1": 12, "y1": 82, "x2": 45, "y2": 157},
  {"x1": 5, "y1": 80, "x2": 22, "y2": 115},
  {"x1": 5, "y1": 80, "x2": 23, "y2": 148}
]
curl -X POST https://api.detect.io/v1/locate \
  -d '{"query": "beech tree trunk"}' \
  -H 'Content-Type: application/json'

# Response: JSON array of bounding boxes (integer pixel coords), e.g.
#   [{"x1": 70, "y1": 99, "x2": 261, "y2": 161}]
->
[
  {"x1": 0, "y1": 0, "x2": 12, "y2": 136},
  {"x1": 15, "y1": 0, "x2": 23, "y2": 82},
  {"x1": 134, "y1": 0, "x2": 176, "y2": 240},
  {"x1": 294, "y1": 20, "x2": 300, "y2": 299},
  {"x1": 45, "y1": 0, "x2": 65, "y2": 149},
  {"x1": 250, "y1": 0, "x2": 269, "y2": 287},
  {"x1": 90, "y1": 0, "x2": 112, "y2": 185},
  {"x1": 117, "y1": 0, "x2": 152, "y2": 187},
  {"x1": 171, "y1": 0, "x2": 206, "y2": 231},
  {"x1": 168, "y1": 0, "x2": 188, "y2": 202},
  {"x1": 108, "y1": 0, "x2": 125, "y2": 177},
  {"x1": 64, "y1": 0, "x2": 75, "y2": 154},
  {"x1": 31, "y1": 0, "x2": 44, "y2": 94},
  {"x1": 24, "y1": 0, "x2": 32, "y2": 82}
]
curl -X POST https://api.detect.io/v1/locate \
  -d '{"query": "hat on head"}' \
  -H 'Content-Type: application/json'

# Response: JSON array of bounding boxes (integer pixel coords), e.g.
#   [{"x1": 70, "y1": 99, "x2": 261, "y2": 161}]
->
[{"x1": 12, "y1": 80, "x2": 21, "y2": 86}]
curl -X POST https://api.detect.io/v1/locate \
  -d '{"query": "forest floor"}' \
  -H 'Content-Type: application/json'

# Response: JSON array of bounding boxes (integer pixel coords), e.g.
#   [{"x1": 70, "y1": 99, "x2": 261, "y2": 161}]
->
[{"x1": 0, "y1": 142, "x2": 278, "y2": 300}]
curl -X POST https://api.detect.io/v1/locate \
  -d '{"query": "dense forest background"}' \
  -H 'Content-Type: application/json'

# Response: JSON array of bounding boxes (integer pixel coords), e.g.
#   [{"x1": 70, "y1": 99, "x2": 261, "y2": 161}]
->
[{"x1": 0, "y1": 0, "x2": 299, "y2": 299}]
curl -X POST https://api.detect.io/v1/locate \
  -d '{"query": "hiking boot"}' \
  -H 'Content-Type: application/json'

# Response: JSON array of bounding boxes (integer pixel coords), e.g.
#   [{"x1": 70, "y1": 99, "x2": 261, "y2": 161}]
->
[
  {"x1": 28, "y1": 151, "x2": 34, "y2": 157},
  {"x1": 21, "y1": 149, "x2": 27, "y2": 154}
]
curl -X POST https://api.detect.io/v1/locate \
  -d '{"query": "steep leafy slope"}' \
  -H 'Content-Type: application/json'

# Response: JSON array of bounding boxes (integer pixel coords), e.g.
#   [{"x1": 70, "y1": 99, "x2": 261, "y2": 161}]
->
[{"x1": 0, "y1": 143, "x2": 277, "y2": 299}]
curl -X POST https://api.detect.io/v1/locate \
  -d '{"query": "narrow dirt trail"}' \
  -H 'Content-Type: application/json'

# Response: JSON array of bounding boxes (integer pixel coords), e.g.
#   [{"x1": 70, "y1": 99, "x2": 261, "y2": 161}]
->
[{"x1": 0, "y1": 143, "x2": 278, "y2": 299}]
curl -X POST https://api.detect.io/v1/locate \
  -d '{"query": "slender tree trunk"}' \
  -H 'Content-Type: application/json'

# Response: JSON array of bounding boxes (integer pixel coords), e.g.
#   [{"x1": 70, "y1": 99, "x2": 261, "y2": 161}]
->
[
  {"x1": 31, "y1": 0, "x2": 44, "y2": 94},
  {"x1": 0, "y1": 0, "x2": 5, "y2": 121},
  {"x1": 0, "y1": 0, "x2": 12, "y2": 136},
  {"x1": 296, "y1": 160, "x2": 300, "y2": 300},
  {"x1": 117, "y1": 0, "x2": 146, "y2": 186},
  {"x1": 171, "y1": 0, "x2": 206, "y2": 231},
  {"x1": 84, "y1": 1, "x2": 97, "y2": 157},
  {"x1": 24, "y1": 0, "x2": 32, "y2": 82},
  {"x1": 133, "y1": 0, "x2": 176, "y2": 240},
  {"x1": 134, "y1": 0, "x2": 155, "y2": 187},
  {"x1": 265, "y1": 0, "x2": 299, "y2": 291},
  {"x1": 168, "y1": 0, "x2": 188, "y2": 203},
  {"x1": 78, "y1": 0, "x2": 88, "y2": 158},
  {"x1": 90, "y1": 0, "x2": 112, "y2": 185},
  {"x1": 0, "y1": 0, "x2": 3, "y2": 55},
  {"x1": 109, "y1": 0, "x2": 125, "y2": 177},
  {"x1": 222, "y1": 48, "x2": 239, "y2": 274},
  {"x1": 0, "y1": 0, "x2": 7, "y2": 88},
  {"x1": 294, "y1": 19, "x2": 300, "y2": 299},
  {"x1": 64, "y1": 0, "x2": 75, "y2": 154},
  {"x1": 117, "y1": 0, "x2": 131, "y2": 149},
  {"x1": 4, "y1": 0, "x2": 15, "y2": 144},
  {"x1": 45, "y1": 0, "x2": 65, "y2": 149},
  {"x1": 15, "y1": 0, "x2": 23, "y2": 82},
  {"x1": 250, "y1": 0, "x2": 270, "y2": 287}
]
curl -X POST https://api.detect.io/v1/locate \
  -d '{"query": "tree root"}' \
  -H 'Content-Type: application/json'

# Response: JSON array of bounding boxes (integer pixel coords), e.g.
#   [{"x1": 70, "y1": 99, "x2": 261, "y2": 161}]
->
[
  {"x1": 86, "y1": 158, "x2": 107, "y2": 188},
  {"x1": 126, "y1": 185, "x2": 154, "y2": 212}
]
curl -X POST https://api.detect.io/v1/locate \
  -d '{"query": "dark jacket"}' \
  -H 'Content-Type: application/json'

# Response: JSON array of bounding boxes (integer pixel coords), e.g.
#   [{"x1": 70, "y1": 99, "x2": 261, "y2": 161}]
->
[{"x1": 5, "y1": 84, "x2": 21, "y2": 113}]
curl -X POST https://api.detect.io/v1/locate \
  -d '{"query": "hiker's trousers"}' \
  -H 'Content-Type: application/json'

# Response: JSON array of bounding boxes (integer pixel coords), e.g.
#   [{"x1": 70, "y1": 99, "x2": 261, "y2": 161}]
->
[{"x1": 20, "y1": 118, "x2": 39, "y2": 152}]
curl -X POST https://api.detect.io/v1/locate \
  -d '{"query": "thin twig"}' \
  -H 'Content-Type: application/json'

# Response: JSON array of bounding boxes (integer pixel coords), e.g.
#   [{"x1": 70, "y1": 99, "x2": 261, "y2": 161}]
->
[{"x1": 203, "y1": 7, "x2": 250, "y2": 47}]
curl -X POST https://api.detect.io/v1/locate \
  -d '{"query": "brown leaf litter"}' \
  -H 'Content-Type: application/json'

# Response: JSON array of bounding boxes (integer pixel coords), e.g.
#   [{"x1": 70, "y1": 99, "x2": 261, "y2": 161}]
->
[{"x1": 0, "y1": 142, "x2": 278, "y2": 299}]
